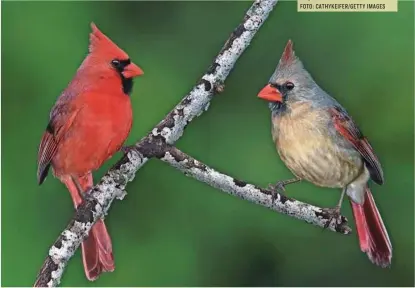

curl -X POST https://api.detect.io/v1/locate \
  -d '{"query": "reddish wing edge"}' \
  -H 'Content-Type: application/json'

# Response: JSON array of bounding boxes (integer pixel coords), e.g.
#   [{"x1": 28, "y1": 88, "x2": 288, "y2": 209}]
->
[
  {"x1": 37, "y1": 104, "x2": 82, "y2": 185},
  {"x1": 330, "y1": 107, "x2": 384, "y2": 185},
  {"x1": 37, "y1": 131, "x2": 58, "y2": 185}
]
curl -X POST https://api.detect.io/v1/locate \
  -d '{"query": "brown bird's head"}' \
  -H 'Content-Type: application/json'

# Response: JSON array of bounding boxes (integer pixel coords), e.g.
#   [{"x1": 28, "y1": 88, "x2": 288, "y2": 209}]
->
[
  {"x1": 257, "y1": 40, "x2": 319, "y2": 113},
  {"x1": 81, "y1": 23, "x2": 144, "y2": 95}
]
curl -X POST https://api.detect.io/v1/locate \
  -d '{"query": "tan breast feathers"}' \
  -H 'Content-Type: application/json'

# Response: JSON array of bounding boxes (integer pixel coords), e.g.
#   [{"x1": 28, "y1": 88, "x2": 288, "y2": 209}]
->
[{"x1": 272, "y1": 102, "x2": 362, "y2": 187}]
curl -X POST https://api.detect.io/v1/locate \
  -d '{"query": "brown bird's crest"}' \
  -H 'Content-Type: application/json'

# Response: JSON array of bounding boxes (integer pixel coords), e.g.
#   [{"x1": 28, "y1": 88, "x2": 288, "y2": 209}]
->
[
  {"x1": 88, "y1": 22, "x2": 129, "y2": 60},
  {"x1": 279, "y1": 39, "x2": 296, "y2": 66}
]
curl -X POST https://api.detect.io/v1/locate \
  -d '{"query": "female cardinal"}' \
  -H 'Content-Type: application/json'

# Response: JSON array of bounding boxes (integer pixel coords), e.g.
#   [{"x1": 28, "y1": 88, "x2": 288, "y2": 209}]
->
[
  {"x1": 37, "y1": 23, "x2": 143, "y2": 281},
  {"x1": 257, "y1": 40, "x2": 392, "y2": 268}
]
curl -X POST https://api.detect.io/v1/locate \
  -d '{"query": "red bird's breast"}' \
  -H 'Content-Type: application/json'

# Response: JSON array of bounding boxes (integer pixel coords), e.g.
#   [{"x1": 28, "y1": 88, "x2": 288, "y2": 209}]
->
[{"x1": 51, "y1": 91, "x2": 133, "y2": 177}]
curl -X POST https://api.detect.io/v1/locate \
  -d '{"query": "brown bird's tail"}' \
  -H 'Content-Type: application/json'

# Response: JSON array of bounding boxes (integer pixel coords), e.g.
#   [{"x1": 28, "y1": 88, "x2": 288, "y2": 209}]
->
[
  {"x1": 350, "y1": 186, "x2": 392, "y2": 268},
  {"x1": 63, "y1": 174, "x2": 115, "y2": 281}
]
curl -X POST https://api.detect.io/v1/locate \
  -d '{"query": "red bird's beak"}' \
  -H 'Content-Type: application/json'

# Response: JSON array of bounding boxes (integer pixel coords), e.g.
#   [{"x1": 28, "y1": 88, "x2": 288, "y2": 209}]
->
[
  {"x1": 257, "y1": 84, "x2": 283, "y2": 102},
  {"x1": 122, "y1": 63, "x2": 144, "y2": 78}
]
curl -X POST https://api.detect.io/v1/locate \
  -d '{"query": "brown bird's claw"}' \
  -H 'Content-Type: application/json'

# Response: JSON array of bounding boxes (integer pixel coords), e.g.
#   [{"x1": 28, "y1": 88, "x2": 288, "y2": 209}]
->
[
  {"x1": 267, "y1": 181, "x2": 286, "y2": 204},
  {"x1": 267, "y1": 178, "x2": 301, "y2": 204},
  {"x1": 215, "y1": 82, "x2": 225, "y2": 94},
  {"x1": 121, "y1": 145, "x2": 137, "y2": 155},
  {"x1": 322, "y1": 206, "x2": 341, "y2": 230}
]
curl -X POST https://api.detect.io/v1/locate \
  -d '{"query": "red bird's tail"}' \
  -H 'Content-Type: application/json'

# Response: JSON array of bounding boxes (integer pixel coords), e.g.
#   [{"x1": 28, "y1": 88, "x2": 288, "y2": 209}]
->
[
  {"x1": 350, "y1": 186, "x2": 392, "y2": 268},
  {"x1": 62, "y1": 174, "x2": 115, "y2": 281}
]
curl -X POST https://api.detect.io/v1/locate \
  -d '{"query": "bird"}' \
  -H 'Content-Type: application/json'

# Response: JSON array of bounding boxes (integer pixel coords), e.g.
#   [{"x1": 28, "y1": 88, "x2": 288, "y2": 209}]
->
[
  {"x1": 257, "y1": 40, "x2": 392, "y2": 268},
  {"x1": 36, "y1": 23, "x2": 144, "y2": 281}
]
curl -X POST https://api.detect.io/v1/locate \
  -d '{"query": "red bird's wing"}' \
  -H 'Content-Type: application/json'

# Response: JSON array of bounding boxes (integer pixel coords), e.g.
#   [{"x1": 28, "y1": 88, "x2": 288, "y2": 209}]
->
[
  {"x1": 37, "y1": 103, "x2": 81, "y2": 185},
  {"x1": 37, "y1": 130, "x2": 58, "y2": 185},
  {"x1": 330, "y1": 106, "x2": 384, "y2": 185}
]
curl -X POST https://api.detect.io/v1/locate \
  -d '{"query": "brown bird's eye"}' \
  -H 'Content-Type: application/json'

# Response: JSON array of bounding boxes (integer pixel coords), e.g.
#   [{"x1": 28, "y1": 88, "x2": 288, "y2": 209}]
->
[{"x1": 285, "y1": 82, "x2": 295, "y2": 90}]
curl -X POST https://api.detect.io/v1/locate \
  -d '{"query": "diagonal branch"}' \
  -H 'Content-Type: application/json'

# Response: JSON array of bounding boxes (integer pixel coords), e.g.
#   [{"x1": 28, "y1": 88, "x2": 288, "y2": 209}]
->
[
  {"x1": 159, "y1": 146, "x2": 352, "y2": 234},
  {"x1": 34, "y1": 0, "x2": 279, "y2": 286}
]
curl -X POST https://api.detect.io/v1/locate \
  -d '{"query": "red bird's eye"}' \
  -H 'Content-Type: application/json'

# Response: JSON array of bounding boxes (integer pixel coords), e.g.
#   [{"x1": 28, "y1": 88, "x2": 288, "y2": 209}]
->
[
  {"x1": 111, "y1": 59, "x2": 121, "y2": 69},
  {"x1": 285, "y1": 82, "x2": 295, "y2": 90}
]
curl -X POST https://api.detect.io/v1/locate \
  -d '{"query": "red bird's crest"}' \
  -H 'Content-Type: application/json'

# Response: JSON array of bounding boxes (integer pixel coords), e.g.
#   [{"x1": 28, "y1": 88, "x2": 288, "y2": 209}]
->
[
  {"x1": 89, "y1": 22, "x2": 129, "y2": 60},
  {"x1": 279, "y1": 39, "x2": 296, "y2": 66}
]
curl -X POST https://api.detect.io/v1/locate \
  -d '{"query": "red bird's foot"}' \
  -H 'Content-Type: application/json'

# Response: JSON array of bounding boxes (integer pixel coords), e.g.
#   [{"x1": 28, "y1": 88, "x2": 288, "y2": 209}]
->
[
  {"x1": 74, "y1": 185, "x2": 94, "y2": 203},
  {"x1": 70, "y1": 175, "x2": 93, "y2": 202},
  {"x1": 267, "y1": 178, "x2": 301, "y2": 204},
  {"x1": 322, "y1": 206, "x2": 342, "y2": 229},
  {"x1": 121, "y1": 145, "x2": 137, "y2": 155},
  {"x1": 80, "y1": 189, "x2": 95, "y2": 203}
]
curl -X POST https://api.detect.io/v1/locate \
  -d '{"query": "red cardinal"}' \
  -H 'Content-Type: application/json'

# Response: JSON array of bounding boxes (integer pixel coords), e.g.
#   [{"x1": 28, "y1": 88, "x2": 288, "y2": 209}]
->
[
  {"x1": 257, "y1": 40, "x2": 392, "y2": 267},
  {"x1": 37, "y1": 23, "x2": 143, "y2": 281}
]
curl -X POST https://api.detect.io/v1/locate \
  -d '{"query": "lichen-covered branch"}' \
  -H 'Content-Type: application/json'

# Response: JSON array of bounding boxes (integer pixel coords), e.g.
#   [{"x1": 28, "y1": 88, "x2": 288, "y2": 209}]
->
[
  {"x1": 150, "y1": 0, "x2": 278, "y2": 145},
  {"x1": 159, "y1": 146, "x2": 352, "y2": 234},
  {"x1": 33, "y1": 0, "x2": 278, "y2": 286}
]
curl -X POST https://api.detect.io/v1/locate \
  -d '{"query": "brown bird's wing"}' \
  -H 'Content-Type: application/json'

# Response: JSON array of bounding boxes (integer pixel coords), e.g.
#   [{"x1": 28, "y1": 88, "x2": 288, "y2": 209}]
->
[
  {"x1": 330, "y1": 106, "x2": 384, "y2": 185},
  {"x1": 37, "y1": 103, "x2": 81, "y2": 185}
]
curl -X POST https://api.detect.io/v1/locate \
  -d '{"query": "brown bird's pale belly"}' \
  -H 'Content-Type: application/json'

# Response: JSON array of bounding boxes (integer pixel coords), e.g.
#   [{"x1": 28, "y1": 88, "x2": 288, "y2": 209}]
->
[{"x1": 272, "y1": 105, "x2": 363, "y2": 188}]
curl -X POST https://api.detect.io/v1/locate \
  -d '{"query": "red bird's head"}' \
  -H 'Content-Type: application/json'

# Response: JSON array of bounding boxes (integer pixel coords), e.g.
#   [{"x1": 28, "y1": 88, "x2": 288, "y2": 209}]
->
[
  {"x1": 83, "y1": 23, "x2": 144, "y2": 94},
  {"x1": 258, "y1": 40, "x2": 320, "y2": 113}
]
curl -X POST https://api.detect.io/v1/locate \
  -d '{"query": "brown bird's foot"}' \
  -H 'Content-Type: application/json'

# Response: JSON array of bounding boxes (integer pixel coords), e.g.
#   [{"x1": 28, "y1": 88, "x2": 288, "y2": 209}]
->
[
  {"x1": 215, "y1": 81, "x2": 225, "y2": 94},
  {"x1": 121, "y1": 145, "x2": 137, "y2": 155},
  {"x1": 322, "y1": 206, "x2": 341, "y2": 229},
  {"x1": 267, "y1": 181, "x2": 286, "y2": 204},
  {"x1": 267, "y1": 178, "x2": 301, "y2": 204}
]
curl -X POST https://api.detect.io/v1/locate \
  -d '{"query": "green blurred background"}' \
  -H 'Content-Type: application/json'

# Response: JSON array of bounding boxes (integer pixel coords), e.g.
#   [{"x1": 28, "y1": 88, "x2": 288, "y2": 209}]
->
[{"x1": 2, "y1": 1, "x2": 414, "y2": 287}]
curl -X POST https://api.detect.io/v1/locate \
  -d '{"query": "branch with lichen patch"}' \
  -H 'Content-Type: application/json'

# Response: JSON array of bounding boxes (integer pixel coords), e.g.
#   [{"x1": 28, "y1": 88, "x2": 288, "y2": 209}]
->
[
  {"x1": 33, "y1": 0, "x2": 278, "y2": 286},
  {"x1": 159, "y1": 146, "x2": 352, "y2": 234}
]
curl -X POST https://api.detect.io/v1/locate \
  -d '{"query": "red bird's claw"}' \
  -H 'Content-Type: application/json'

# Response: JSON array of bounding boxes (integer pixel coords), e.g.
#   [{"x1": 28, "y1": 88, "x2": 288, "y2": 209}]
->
[
  {"x1": 81, "y1": 192, "x2": 90, "y2": 203},
  {"x1": 78, "y1": 187, "x2": 92, "y2": 201},
  {"x1": 121, "y1": 145, "x2": 136, "y2": 155},
  {"x1": 79, "y1": 191, "x2": 86, "y2": 201},
  {"x1": 78, "y1": 187, "x2": 93, "y2": 204}
]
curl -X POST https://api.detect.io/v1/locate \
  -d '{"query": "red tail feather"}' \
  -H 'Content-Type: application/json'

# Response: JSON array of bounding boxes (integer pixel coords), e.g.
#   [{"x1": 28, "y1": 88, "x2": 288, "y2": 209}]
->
[
  {"x1": 62, "y1": 174, "x2": 115, "y2": 281},
  {"x1": 350, "y1": 187, "x2": 392, "y2": 268}
]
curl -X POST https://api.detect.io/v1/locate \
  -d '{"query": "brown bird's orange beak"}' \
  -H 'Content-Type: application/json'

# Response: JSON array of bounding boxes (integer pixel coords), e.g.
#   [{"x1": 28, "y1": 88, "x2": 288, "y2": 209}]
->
[
  {"x1": 122, "y1": 63, "x2": 144, "y2": 78},
  {"x1": 257, "y1": 84, "x2": 283, "y2": 102}
]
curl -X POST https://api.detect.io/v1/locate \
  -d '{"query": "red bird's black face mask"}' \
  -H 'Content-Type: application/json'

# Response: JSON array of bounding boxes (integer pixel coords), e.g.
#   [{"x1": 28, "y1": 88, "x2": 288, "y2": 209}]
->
[{"x1": 111, "y1": 58, "x2": 143, "y2": 95}]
